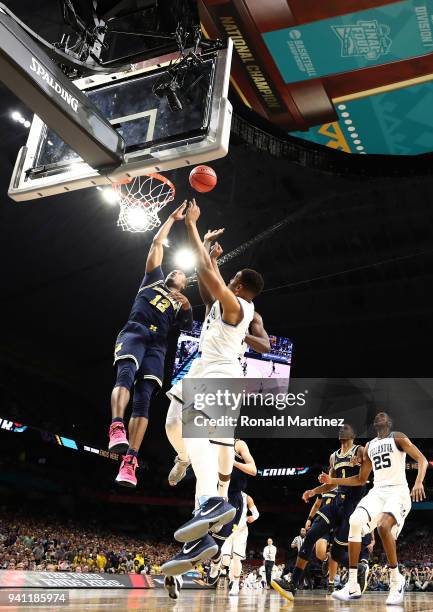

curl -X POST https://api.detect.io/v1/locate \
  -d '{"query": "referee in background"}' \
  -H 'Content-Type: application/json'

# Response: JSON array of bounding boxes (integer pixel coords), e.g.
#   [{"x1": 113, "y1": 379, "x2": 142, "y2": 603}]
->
[{"x1": 282, "y1": 527, "x2": 306, "y2": 579}]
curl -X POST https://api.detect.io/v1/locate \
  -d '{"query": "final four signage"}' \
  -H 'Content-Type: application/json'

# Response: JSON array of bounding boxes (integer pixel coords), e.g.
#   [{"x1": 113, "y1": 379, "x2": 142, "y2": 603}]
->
[{"x1": 263, "y1": 0, "x2": 433, "y2": 83}]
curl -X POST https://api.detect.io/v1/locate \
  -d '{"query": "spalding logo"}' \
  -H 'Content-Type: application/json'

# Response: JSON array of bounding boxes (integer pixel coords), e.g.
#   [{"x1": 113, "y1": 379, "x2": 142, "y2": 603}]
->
[{"x1": 30, "y1": 57, "x2": 79, "y2": 112}]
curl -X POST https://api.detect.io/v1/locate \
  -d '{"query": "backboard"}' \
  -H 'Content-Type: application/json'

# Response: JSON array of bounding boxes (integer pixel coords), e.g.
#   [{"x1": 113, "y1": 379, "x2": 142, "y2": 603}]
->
[{"x1": 8, "y1": 40, "x2": 232, "y2": 201}]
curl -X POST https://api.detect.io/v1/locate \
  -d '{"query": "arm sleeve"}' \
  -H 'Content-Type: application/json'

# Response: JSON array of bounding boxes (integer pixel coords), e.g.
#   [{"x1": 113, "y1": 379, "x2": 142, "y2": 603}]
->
[
  {"x1": 176, "y1": 306, "x2": 193, "y2": 331},
  {"x1": 139, "y1": 266, "x2": 164, "y2": 289}
]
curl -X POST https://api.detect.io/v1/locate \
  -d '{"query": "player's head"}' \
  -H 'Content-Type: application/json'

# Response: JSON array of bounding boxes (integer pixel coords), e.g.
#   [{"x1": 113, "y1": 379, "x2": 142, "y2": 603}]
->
[
  {"x1": 267, "y1": 538, "x2": 273, "y2": 546},
  {"x1": 165, "y1": 269, "x2": 187, "y2": 291},
  {"x1": 228, "y1": 269, "x2": 264, "y2": 300},
  {"x1": 373, "y1": 411, "x2": 392, "y2": 433},
  {"x1": 338, "y1": 422, "x2": 356, "y2": 441},
  {"x1": 300, "y1": 527, "x2": 306, "y2": 537}
]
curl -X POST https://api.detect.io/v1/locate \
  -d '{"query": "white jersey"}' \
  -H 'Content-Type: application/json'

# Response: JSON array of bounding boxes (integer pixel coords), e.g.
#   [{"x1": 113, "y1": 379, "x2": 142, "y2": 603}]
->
[
  {"x1": 368, "y1": 433, "x2": 408, "y2": 489},
  {"x1": 199, "y1": 299, "x2": 254, "y2": 364}
]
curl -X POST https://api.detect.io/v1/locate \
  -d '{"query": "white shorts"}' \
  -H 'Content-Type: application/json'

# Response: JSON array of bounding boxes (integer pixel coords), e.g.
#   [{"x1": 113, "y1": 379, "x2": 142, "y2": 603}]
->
[
  {"x1": 357, "y1": 485, "x2": 411, "y2": 539},
  {"x1": 167, "y1": 358, "x2": 242, "y2": 403},
  {"x1": 221, "y1": 525, "x2": 248, "y2": 560}
]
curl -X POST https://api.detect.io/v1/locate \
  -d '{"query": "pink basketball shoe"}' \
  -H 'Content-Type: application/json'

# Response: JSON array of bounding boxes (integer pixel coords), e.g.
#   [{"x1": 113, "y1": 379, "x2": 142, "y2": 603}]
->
[
  {"x1": 115, "y1": 454, "x2": 138, "y2": 487},
  {"x1": 108, "y1": 422, "x2": 129, "y2": 454}
]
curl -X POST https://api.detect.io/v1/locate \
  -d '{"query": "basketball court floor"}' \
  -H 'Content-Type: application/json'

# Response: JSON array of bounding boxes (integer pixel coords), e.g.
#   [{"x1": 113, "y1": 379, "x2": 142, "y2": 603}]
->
[{"x1": 3, "y1": 589, "x2": 430, "y2": 611}]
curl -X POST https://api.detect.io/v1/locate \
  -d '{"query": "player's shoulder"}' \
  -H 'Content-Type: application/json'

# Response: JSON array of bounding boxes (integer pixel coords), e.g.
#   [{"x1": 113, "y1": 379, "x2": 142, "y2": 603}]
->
[
  {"x1": 235, "y1": 438, "x2": 249, "y2": 455},
  {"x1": 390, "y1": 431, "x2": 408, "y2": 440}
]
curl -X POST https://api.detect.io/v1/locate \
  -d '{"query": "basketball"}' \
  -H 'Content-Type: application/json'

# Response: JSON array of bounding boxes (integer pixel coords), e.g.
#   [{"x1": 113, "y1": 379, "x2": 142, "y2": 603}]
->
[{"x1": 189, "y1": 165, "x2": 217, "y2": 193}]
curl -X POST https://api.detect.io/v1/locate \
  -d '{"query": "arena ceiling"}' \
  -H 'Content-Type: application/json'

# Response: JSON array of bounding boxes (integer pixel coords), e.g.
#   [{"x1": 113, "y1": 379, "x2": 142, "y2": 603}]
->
[{"x1": 200, "y1": 0, "x2": 433, "y2": 156}]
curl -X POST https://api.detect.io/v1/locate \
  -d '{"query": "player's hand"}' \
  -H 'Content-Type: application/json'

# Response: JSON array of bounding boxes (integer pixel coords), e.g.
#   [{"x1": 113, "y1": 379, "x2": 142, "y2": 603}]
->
[
  {"x1": 210, "y1": 241, "x2": 223, "y2": 260},
  {"x1": 169, "y1": 290, "x2": 191, "y2": 310},
  {"x1": 171, "y1": 201, "x2": 187, "y2": 221},
  {"x1": 185, "y1": 198, "x2": 200, "y2": 224},
  {"x1": 318, "y1": 472, "x2": 331, "y2": 485},
  {"x1": 302, "y1": 490, "x2": 314, "y2": 503},
  {"x1": 305, "y1": 519, "x2": 312, "y2": 531},
  {"x1": 247, "y1": 516, "x2": 255, "y2": 524},
  {"x1": 204, "y1": 228, "x2": 225, "y2": 243},
  {"x1": 411, "y1": 482, "x2": 426, "y2": 502}
]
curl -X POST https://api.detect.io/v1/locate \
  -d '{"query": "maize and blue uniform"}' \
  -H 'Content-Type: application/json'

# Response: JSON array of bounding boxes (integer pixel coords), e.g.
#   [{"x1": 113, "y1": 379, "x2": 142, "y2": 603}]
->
[
  {"x1": 114, "y1": 266, "x2": 192, "y2": 387},
  {"x1": 327, "y1": 445, "x2": 366, "y2": 548},
  {"x1": 299, "y1": 445, "x2": 365, "y2": 563}
]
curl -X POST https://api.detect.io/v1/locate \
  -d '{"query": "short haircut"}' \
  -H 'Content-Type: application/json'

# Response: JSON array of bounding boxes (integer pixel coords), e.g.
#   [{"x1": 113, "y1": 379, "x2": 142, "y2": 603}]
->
[{"x1": 240, "y1": 269, "x2": 264, "y2": 297}]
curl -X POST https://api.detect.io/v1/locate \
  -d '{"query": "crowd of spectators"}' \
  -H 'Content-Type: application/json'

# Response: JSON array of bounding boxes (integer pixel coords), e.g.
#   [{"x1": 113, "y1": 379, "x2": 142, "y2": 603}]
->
[{"x1": 0, "y1": 511, "x2": 178, "y2": 575}]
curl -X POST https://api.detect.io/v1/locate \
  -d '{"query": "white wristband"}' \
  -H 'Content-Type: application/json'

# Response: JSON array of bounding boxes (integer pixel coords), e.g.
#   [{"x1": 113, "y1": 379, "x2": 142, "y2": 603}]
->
[{"x1": 250, "y1": 505, "x2": 259, "y2": 520}]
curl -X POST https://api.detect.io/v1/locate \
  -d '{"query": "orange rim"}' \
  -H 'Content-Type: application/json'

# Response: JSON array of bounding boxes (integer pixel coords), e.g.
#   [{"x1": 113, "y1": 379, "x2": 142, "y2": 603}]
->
[{"x1": 112, "y1": 173, "x2": 176, "y2": 208}]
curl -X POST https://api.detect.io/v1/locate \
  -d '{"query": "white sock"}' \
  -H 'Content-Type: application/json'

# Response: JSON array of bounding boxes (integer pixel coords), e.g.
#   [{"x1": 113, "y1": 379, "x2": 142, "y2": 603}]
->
[
  {"x1": 184, "y1": 437, "x2": 218, "y2": 500},
  {"x1": 348, "y1": 568, "x2": 358, "y2": 588},
  {"x1": 213, "y1": 438, "x2": 234, "y2": 497},
  {"x1": 165, "y1": 399, "x2": 189, "y2": 462},
  {"x1": 218, "y1": 478, "x2": 230, "y2": 498},
  {"x1": 389, "y1": 566, "x2": 400, "y2": 581}
]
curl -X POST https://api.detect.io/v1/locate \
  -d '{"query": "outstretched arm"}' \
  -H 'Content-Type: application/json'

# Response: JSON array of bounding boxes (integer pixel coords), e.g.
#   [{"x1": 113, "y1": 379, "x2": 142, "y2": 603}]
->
[
  {"x1": 197, "y1": 229, "x2": 225, "y2": 310},
  {"x1": 145, "y1": 202, "x2": 186, "y2": 272},
  {"x1": 395, "y1": 434, "x2": 427, "y2": 501},
  {"x1": 245, "y1": 312, "x2": 271, "y2": 353},
  {"x1": 302, "y1": 453, "x2": 337, "y2": 502},
  {"x1": 185, "y1": 200, "x2": 241, "y2": 325}
]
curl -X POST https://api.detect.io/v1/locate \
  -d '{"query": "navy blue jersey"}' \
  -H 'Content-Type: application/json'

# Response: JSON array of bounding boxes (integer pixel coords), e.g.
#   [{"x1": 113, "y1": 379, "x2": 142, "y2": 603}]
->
[
  {"x1": 229, "y1": 442, "x2": 248, "y2": 494},
  {"x1": 124, "y1": 266, "x2": 192, "y2": 340},
  {"x1": 332, "y1": 445, "x2": 365, "y2": 503}
]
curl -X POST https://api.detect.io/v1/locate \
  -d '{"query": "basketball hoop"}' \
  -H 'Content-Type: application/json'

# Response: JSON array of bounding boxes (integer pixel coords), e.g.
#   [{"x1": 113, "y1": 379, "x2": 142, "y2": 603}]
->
[{"x1": 113, "y1": 174, "x2": 176, "y2": 233}]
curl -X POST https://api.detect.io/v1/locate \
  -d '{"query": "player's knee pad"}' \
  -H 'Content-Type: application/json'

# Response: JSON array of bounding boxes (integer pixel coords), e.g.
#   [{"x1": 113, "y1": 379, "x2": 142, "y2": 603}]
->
[
  {"x1": 114, "y1": 360, "x2": 136, "y2": 391},
  {"x1": 299, "y1": 517, "x2": 329, "y2": 560},
  {"x1": 165, "y1": 398, "x2": 182, "y2": 427},
  {"x1": 131, "y1": 379, "x2": 158, "y2": 419},
  {"x1": 330, "y1": 541, "x2": 347, "y2": 564},
  {"x1": 348, "y1": 508, "x2": 368, "y2": 543}
]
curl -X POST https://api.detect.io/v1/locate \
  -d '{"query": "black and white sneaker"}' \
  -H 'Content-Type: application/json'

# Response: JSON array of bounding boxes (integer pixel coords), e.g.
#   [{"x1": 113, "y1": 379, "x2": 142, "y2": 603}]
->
[
  {"x1": 174, "y1": 497, "x2": 236, "y2": 543},
  {"x1": 206, "y1": 559, "x2": 221, "y2": 586},
  {"x1": 161, "y1": 534, "x2": 218, "y2": 576},
  {"x1": 358, "y1": 561, "x2": 370, "y2": 594},
  {"x1": 164, "y1": 575, "x2": 182, "y2": 599}
]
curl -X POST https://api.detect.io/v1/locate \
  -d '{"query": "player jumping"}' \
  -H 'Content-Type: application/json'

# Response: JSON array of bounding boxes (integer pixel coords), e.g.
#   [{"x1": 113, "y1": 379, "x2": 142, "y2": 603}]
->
[
  {"x1": 108, "y1": 202, "x2": 193, "y2": 487},
  {"x1": 165, "y1": 230, "x2": 270, "y2": 487},
  {"x1": 319, "y1": 411, "x2": 427, "y2": 605},
  {"x1": 161, "y1": 200, "x2": 264, "y2": 576}
]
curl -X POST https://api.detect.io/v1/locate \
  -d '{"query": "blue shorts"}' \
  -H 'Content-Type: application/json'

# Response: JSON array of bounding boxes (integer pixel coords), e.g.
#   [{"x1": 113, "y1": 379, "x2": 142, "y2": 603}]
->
[
  {"x1": 360, "y1": 533, "x2": 372, "y2": 562},
  {"x1": 114, "y1": 322, "x2": 166, "y2": 387},
  {"x1": 317, "y1": 494, "x2": 358, "y2": 547},
  {"x1": 218, "y1": 491, "x2": 244, "y2": 540}
]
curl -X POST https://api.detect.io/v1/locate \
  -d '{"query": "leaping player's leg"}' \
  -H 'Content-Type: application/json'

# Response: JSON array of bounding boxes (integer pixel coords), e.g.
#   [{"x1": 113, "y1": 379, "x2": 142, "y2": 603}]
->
[
  {"x1": 165, "y1": 397, "x2": 190, "y2": 485},
  {"x1": 110, "y1": 331, "x2": 145, "y2": 455},
  {"x1": 211, "y1": 439, "x2": 235, "y2": 498},
  {"x1": 109, "y1": 359, "x2": 136, "y2": 454},
  {"x1": 115, "y1": 377, "x2": 157, "y2": 488}
]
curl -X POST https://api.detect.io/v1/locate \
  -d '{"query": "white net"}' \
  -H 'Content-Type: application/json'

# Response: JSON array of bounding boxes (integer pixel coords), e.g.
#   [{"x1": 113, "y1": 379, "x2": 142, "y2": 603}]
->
[{"x1": 114, "y1": 174, "x2": 175, "y2": 233}]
